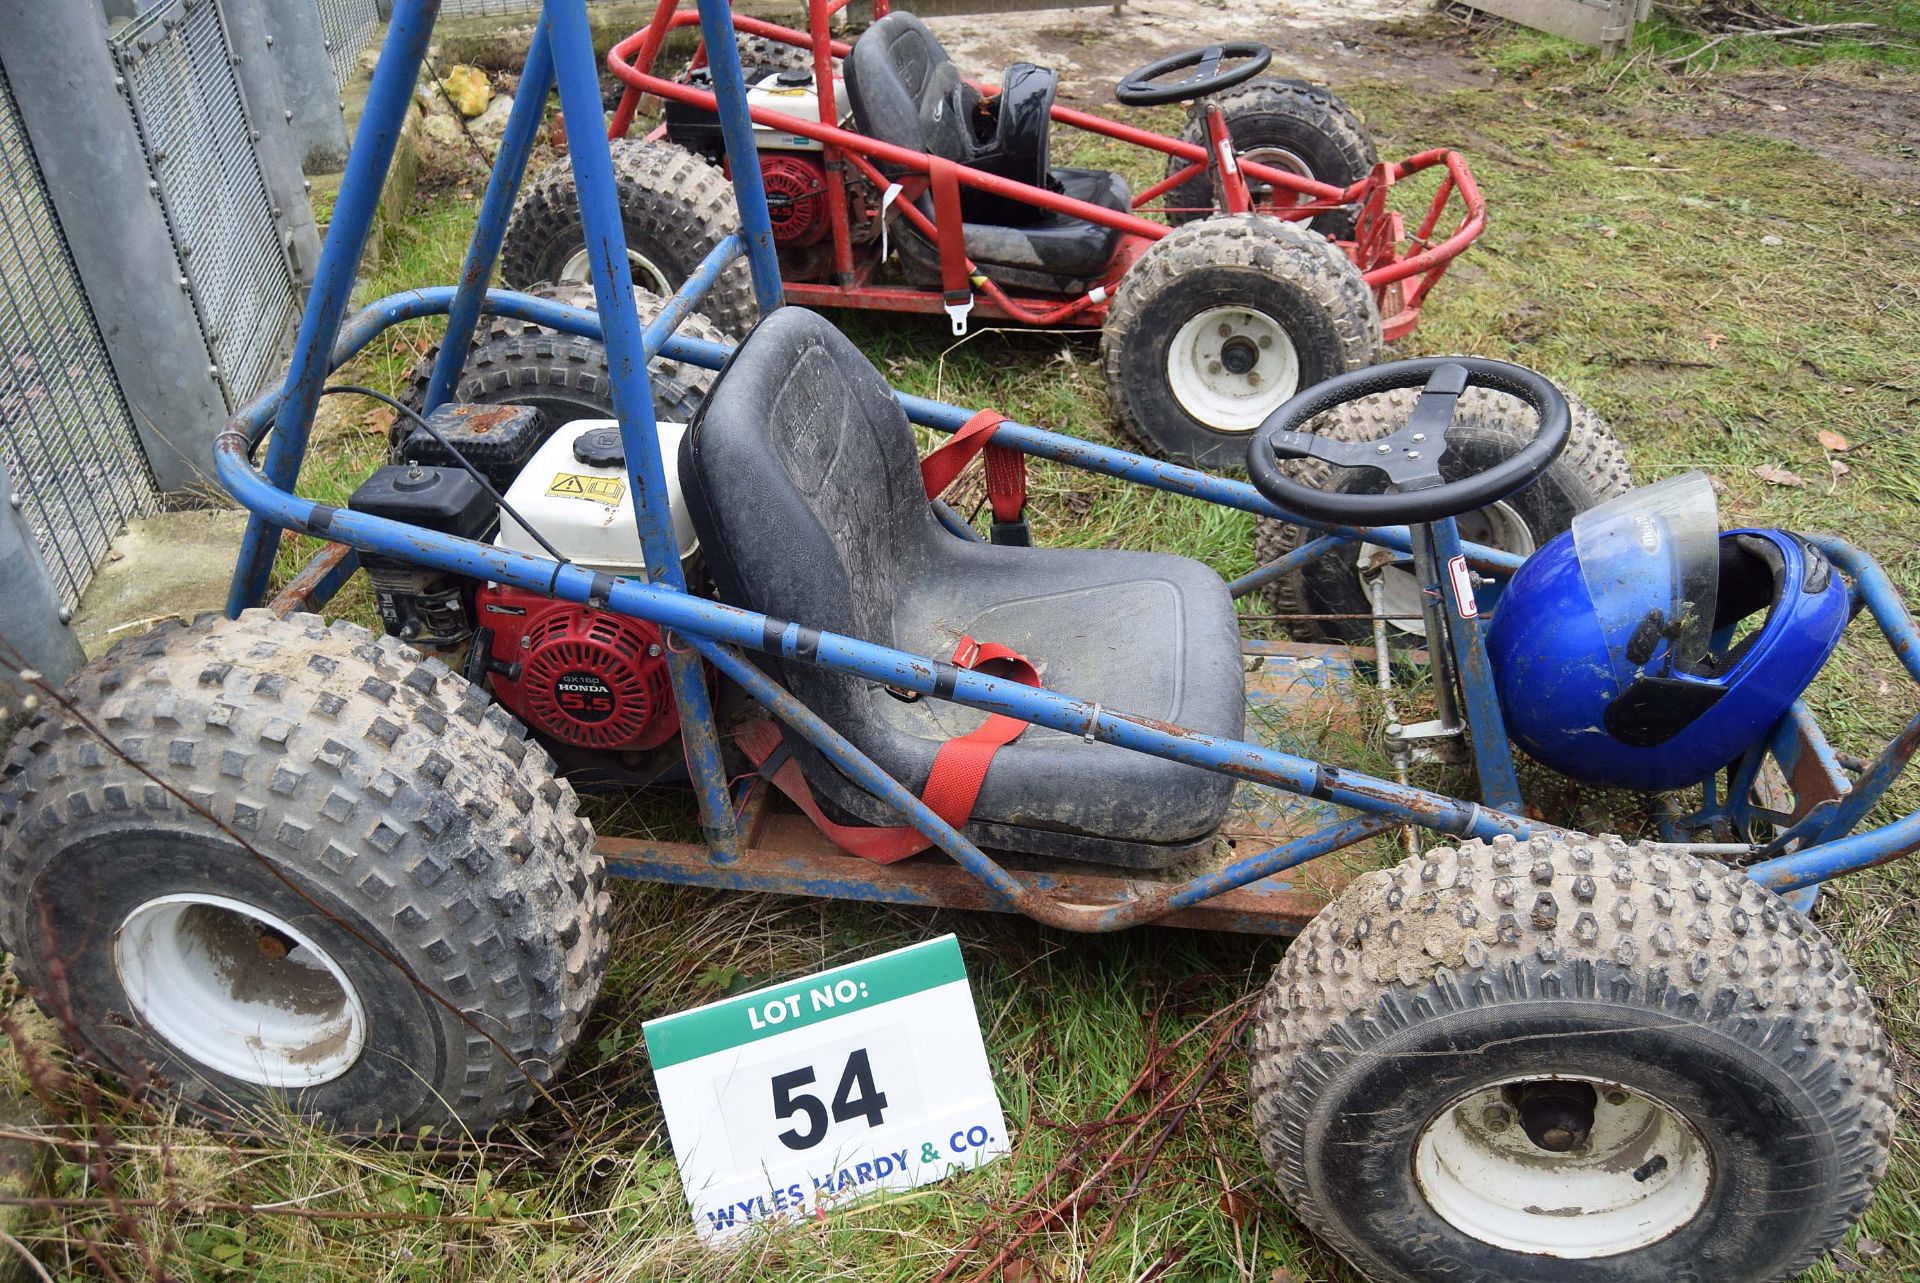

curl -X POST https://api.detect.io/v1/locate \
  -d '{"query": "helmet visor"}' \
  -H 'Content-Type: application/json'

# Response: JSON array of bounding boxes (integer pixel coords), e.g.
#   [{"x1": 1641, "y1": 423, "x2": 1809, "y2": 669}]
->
[{"x1": 1572, "y1": 471, "x2": 1721, "y2": 677}]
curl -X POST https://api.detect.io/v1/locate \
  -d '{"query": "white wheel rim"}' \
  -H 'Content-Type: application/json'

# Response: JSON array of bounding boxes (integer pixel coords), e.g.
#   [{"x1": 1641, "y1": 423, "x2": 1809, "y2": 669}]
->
[
  {"x1": 561, "y1": 245, "x2": 671, "y2": 297},
  {"x1": 1414, "y1": 1075, "x2": 1713, "y2": 1258},
  {"x1": 1239, "y1": 144, "x2": 1313, "y2": 212},
  {"x1": 1165, "y1": 305, "x2": 1299, "y2": 432},
  {"x1": 114, "y1": 894, "x2": 367, "y2": 1089},
  {"x1": 1358, "y1": 499, "x2": 1535, "y2": 638}
]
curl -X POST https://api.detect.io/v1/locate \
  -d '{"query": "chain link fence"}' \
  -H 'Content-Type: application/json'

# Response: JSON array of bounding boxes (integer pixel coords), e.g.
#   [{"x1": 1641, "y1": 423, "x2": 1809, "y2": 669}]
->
[
  {"x1": 317, "y1": 0, "x2": 383, "y2": 91},
  {"x1": 438, "y1": 0, "x2": 613, "y2": 15},
  {"x1": 0, "y1": 65, "x2": 158, "y2": 610},
  {"x1": 110, "y1": 0, "x2": 302, "y2": 411}
]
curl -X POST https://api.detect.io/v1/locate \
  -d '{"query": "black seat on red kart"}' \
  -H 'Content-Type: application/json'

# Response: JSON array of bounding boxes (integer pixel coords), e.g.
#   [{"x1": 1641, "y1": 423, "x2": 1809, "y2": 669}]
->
[
  {"x1": 843, "y1": 11, "x2": 1131, "y2": 287},
  {"x1": 680, "y1": 308, "x2": 1245, "y2": 869}
]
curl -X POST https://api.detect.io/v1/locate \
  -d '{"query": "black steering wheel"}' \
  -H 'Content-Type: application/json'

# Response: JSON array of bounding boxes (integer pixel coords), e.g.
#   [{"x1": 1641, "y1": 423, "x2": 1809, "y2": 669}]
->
[
  {"x1": 1245, "y1": 357, "x2": 1572, "y2": 526},
  {"x1": 1115, "y1": 43, "x2": 1271, "y2": 107}
]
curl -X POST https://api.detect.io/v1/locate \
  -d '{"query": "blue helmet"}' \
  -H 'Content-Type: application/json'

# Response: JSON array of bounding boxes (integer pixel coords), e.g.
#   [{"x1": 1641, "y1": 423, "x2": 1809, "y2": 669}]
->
[{"x1": 1488, "y1": 472, "x2": 1850, "y2": 792}]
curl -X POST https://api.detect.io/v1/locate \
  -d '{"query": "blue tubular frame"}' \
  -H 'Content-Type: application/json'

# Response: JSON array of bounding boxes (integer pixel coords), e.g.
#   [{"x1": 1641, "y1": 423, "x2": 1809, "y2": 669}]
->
[
  {"x1": 221, "y1": 0, "x2": 1920, "y2": 930},
  {"x1": 422, "y1": 24, "x2": 555, "y2": 413},
  {"x1": 1424, "y1": 515, "x2": 1522, "y2": 811},
  {"x1": 228, "y1": 0, "x2": 440, "y2": 615},
  {"x1": 690, "y1": 0, "x2": 782, "y2": 312},
  {"x1": 541, "y1": 0, "x2": 742, "y2": 857}
]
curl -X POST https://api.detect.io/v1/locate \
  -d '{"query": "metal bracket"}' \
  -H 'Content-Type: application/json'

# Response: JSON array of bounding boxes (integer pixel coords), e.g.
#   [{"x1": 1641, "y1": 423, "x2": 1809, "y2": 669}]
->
[
  {"x1": 1388, "y1": 717, "x2": 1470, "y2": 766},
  {"x1": 943, "y1": 292, "x2": 973, "y2": 336}
]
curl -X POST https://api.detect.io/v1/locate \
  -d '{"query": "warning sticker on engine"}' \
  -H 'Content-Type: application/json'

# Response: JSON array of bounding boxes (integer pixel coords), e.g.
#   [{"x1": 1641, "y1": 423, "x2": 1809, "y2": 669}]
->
[{"x1": 547, "y1": 473, "x2": 624, "y2": 506}]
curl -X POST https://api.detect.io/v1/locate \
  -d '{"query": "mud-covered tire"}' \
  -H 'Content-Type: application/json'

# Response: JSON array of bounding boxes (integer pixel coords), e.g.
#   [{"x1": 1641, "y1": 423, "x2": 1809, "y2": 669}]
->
[
  {"x1": 500, "y1": 140, "x2": 758, "y2": 336},
  {"x1": 1100, "y1": 214, "x2": 1380, "y2": 467},
  {"x1": 399, "y1": 280, "x2": 727, "y2": 449},
  {"x1": 0, "y1": 611, "x2": 609, "y2": 1133},
  {"x1": 1165, "y1": 79, "x2": 1376, "y2": 237},
  {"x1": 1252, "y1": 836, "x2": 1895, "y2": 1283},
  {"x1": 734, "y1": 33, "x2": 813, "y2": 76},
  {"x1": 1253, "y1": 385, "x2": 1632, "y2": 644}
]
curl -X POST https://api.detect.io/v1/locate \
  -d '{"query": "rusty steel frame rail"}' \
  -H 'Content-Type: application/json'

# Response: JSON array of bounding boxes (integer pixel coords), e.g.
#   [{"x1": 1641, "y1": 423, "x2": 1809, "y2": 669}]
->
[{"x1": 597, "y1": 832, "x2": 1342, "y2": 936}]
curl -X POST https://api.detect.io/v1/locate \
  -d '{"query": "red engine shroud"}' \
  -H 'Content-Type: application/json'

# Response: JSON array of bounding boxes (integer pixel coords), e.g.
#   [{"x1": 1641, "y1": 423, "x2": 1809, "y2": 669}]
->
[
  {"x1": 477, "y1": 584, "x2": 680, "y2": 751},
  {"x1": 759, "y1": 152, "x2": 831, "y2": 246}
]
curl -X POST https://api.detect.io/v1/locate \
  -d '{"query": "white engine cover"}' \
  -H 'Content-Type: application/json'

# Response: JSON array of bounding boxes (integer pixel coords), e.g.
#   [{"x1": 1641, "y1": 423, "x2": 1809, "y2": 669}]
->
[
  {"x1": 748, "y1": 71, "x2": 850, "y2": 152},
  {"x1": 495, "y1": 419, "x2": 697, "y2": 576}
]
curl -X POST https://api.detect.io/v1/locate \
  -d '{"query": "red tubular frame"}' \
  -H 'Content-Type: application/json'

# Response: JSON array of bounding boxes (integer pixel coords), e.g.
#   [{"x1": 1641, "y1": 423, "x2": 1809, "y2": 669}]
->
[{"x1": 605, "y1": 5, "x2": 1483, "y2": 337}]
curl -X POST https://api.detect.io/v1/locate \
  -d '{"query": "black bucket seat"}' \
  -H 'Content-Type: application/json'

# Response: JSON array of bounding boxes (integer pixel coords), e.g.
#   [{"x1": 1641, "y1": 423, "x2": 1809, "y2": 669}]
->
[
  {"x1": 681, "y1": 308, "x2": 1245, "y2": 868},
  {"x1": 843, "y1": 12, "x2": 1132, "y2": 290}
]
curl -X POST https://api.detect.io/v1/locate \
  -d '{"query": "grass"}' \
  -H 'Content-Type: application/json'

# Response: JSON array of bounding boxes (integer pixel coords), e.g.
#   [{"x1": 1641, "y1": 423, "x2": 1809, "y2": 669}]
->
[
  {"x1": 6, "y1": 18, "x2": 1920, "y2": 1283},
  {"x1": 1482, "y1": 1, "x2": 1920, "y2": 74}
]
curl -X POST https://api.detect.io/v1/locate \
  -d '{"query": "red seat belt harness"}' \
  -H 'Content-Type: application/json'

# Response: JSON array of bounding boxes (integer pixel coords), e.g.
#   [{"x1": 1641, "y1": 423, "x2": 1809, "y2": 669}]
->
[
  {"x1": 738, "y1": 409, "x2": 1042, "y2": 861},
  {"x1": 920, "y1": 406, "x2": 1029, "y2": 547},
  {"x1": 738, "y1": 632, "x2": 1039, "y2": 863},
  {"x1": 928, "y1": 156, "x2": 975, "y2": 336}
]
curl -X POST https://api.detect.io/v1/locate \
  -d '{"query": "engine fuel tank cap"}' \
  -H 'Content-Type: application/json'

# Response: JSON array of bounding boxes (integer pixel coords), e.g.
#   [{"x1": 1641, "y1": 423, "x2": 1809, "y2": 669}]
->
[{"x1": 572, "y1": 427, "x2": 626, "y2": 468}]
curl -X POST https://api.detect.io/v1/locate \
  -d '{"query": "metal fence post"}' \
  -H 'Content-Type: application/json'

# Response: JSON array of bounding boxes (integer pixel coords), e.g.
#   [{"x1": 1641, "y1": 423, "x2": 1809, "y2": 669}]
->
[
  {"x1": 257, "y1": 0, "x2": 353, "y2": 173},
  {"x1": 0, "y1": 455, "x2": 87, "y2": 692},
  {"x1": 222, "y1": 0, "x2": 325, "y2": 288},
  {"x1": 0, "y1": 0, "x2": 229, "y2": 498}
]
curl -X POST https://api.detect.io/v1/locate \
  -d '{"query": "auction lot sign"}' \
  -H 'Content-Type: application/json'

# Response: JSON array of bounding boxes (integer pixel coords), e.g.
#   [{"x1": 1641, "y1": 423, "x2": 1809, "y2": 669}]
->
[{"x1": 643, "y1": 934, "x2": 1009, "y2": 1240}]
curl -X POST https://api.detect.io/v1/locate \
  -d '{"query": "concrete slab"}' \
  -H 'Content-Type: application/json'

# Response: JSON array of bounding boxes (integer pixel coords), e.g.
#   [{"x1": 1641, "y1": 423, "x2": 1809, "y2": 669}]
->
[{"x1": 69, "y1": 508, "x2": 250, "y2": 660}]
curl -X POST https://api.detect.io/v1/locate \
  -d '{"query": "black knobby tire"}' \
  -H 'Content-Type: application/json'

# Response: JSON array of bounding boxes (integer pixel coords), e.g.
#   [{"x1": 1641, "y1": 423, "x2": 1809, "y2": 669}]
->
[
  {"x1": 1100, "y1": 214, "x2": 1380, "y2": 468},
  {"x1": 400, "y1": 280, "x2": 727, "y2": 448},
  {"x1": 500, "y1": 140, "x2": 759, "y2": 336},
  {"x1": 735, "y1": 33, "x2": 813, "y2": 76},
  {"x1": 615, "y1": 37, "x2": 811, "y2": 111},
  {"x1": 1253, "y1": 836, "x2": 1895, "y2": 1283},
  {"x1": 0, "y1": 611, "x2": 610, "y2": 1132},
  {"x1": 606, "y1": 33, "x2": 813, "y2": 108},
  {"x1": 1164, "y1": 79, "x2": 1376, "y2": 237},
  {"x1": 1253, "y1": 385, "x2": 1632, "y2": 644}
]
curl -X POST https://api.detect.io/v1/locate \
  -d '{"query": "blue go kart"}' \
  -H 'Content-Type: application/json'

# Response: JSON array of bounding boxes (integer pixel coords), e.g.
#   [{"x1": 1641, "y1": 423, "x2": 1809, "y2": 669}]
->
[{"x1": 0, "y1": 3, "x2": 1905, "y2": 1280}]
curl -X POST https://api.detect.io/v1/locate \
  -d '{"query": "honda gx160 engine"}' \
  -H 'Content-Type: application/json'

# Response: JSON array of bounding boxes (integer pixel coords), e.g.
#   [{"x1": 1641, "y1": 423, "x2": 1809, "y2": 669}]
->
[
  {"x1": 347, "y1": 405, "x2": 699, "y2": 773},
  {"x1": 665, "y1": 66, "x2": 882, "y2": 281}
]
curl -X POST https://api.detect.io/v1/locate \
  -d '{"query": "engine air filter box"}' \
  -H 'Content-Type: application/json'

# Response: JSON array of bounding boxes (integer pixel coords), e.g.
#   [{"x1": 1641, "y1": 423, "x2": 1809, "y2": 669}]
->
[
  {"x1": 401, "y1": 401, "x2": 548, "y2": 492},
  {"x1": 347, "y1": 465, "x2": 497, "y2": 647},
  {"x1": 348, "y1": 464, "x2": 496, "y2": 540}
]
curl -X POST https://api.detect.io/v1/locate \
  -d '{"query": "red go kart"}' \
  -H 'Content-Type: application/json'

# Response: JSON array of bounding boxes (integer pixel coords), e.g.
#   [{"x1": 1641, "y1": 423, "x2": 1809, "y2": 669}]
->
[{"x1": 497, "y1": 0, "x2": 1488, "y2": 466}]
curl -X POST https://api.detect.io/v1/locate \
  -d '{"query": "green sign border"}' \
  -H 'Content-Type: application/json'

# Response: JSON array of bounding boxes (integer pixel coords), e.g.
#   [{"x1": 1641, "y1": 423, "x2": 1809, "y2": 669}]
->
[{"x1": 642, "y1": 934, "x2": 967, "y2": 1069}]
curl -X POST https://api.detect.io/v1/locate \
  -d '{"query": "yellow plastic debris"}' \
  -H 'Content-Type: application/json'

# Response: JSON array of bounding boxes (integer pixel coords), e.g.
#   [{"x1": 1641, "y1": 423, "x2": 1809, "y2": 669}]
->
[{"x1": 439, "y1": 64, "x2": 491, "y2": 119}]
